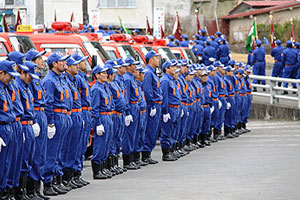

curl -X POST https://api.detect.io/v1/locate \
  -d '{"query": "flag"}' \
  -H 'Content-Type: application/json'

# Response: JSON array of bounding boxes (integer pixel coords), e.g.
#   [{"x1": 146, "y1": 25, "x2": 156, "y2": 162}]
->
[
  {"x1": 160, "y1": 24, "x2": 165, "y2": 39},
  {"x1": 15, "y1": 8, "x2": 22, "y2": 30},
  {"x1": 172, "y1": 12, "x2": 182, "y2": 41},
  {"x1": 0, "y1": 14, "x2": 8, "y2": 32},
  {"x1": 54, "y1": 9, "x2": 57, "y2": 22},
  {"x1": 195, "y1": 12, "x2": 201, "y2": 33},
  {"x1": 290, "y1": 18, "x2": 295, "y2": 42},
  {"x1": 118, "y1": 16, "x2": 131, "y2": 34},
  {"x1": 145, "y1": 16, "x2": 152, "y2": 35},
  {"x1": 70, "y1": 12, "x2": 74, "y2": 22},
  {"x1": 246, "y1": 20, "x2": 256, "y2": 52},
  {"x1": 270, "y1": 17, "x2": 275, "y2": 48}
]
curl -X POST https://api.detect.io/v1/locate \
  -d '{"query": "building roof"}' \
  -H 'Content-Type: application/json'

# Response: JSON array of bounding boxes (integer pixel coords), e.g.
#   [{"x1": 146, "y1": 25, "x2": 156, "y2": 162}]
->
[
  {"x1": 220, "y1": 1, "x2": 300, "y2": 19},
  {"x1": 242, "y1": 1, "x2": 294, "y2": 7}
]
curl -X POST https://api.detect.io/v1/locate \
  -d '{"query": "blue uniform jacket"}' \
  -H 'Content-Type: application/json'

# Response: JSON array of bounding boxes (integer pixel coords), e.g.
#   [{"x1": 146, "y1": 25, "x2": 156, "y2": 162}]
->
[
  {"x1": 180, "y1": 41, "x2": 189, "y2": 47},
  {"x1": 124, "y1": 71, "x2": 140, "y2": 115},
  {"x1": 7, "y1": 79, "x2": 24, "y2": 118},
  {"x1": 224, "y1": 75, "x2": 234, "y2": 95},
  {"x1": 207, "y1": 75, "x2": 218, "y2": 98},
  {"x1": 0, "y1": 81, "x2": 16, "y2": 123},
  {"x1": 252, "y1": 46, "x2": 266, "y2": 63},
  {"x1": 61, "y1": 73, "x2": 73, "y2": 111},
  {"x1": 282, "y1": 47, "x2": 298, "y2": 65},
  {"x1": 16, "y1": 78, "x2": 35, "y2": 121},
  {"x1": 65, "y1": 72, "x2": 82, "y2": 109},
  {"x1": 215, "y1": 72, "x2": 227, "y2": 96},
  {"x1": 201, "y1": 82, "x2": 212, "y2": 106},
  {"x1": 271, "y1": 45, "x2": 285, "y2": 62},
  {"x1": 203, "y1": 45, "x2": 217, "y2": 65},
  {"x1": 109, "y1": 80, "x2": 126, "y2": 113},
  {"x1": 29, "y1": 73, "x2": 46, "y2": 107},
  {"x1": 166, "y1": 42, "x2": 176, "y2": 47},
  {"x1": 137, "y1": 81, "x2": 147, "y2": 111},
  {"x1": 76, "y1": 71, "x2": 91, "y2": 108},
  {"x1": 217, "y1": 44, "x2": 230, "y2": 59},
  {"x1": 178, "y1": 75, "x2": 188, "y2": 103}
]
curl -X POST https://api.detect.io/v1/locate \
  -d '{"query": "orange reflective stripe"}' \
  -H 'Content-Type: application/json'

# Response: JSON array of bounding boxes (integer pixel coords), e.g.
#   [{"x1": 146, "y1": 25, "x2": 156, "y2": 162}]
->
[
  {"x1": 197, "y1": 88, "x2": 199, "y2": 94},
  {"x1": 193, "y1": 90, "x2": 195, "y2": 96},
  {"x1": 201, "y1": 88, "x2": 203, "y2": 94},
  {"x1": 104, "y1": 98, "x2": 108, "y2": 105},
  {"x1": 156, "y1": 80, "x2": 160, "y2": 88},
  {"x1": 60, "y1": 91, "x2": 64, "y2": 101},
  {"x1": 86, "y1": 88, "x2": 89, "y2": 97},
  {"x1": 37, "y1": 90, "x2": 42, "y2": 100},
  {"x1": 209, "y1": 91, "x2": 211, "y2": 97},
  {"x1": 236, "y1": 80, "x2": 238, "y2": 85},
  {"x1": 11, "y1": 90, "x2": 15, "y2": 102},
  {"x1": 173, "y1": 88, "x2": 176, "y2": 95},
  {"x1": 135, "y1": 88, "x2": 139, "y2": 96},
  {"x1": 242, "y1": 82, "x2": 244, "y2": 87},
  {"x1": 26, "y1": 98, "x2": 30, "y2": 109},
  {"x1": 3, "y1": 101, "x2": 7, "y2": 112},
  {"x1": 116, "y1": 89, "x2": 120, "y2": 98},
  {"x1": 78, "y1": 88, "x2": 81, "y2": 94},
  {"x1": 213, "y1": 86, "x2": 216, "y2": 92},
  {"x1": 122, "y1": 90, "x2": 125, "y2": 97},
  {"x1": 230, "y1": 85, "x2": 232, "y2": 91},
  {"x1": 74, "y1": 91, "x2": 78, "y2": 101},
  {"x1": 221, "y1": 82, "x2": 223, "y2": 88},
  {"x1": 143, "y1": 93, "x2": 145, "y2": 100},
  {"x1": 189, "y1": 91, "x2": 192, "y2": 98},
  {"x1": 65, "y1": 89, "x2": 69, "y2": 99},
  {"x1": 249, "y1": 83, "x2": 252, "y2": 89}
]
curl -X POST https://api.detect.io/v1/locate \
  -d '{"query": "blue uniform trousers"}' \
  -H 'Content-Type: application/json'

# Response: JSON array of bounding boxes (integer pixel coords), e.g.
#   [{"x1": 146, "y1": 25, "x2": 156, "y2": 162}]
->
[
  {"x1": 91, "y1": 114, "x2": 113, "y2": 164},
  {"x1": 29, "y1": 110, "x2": 48, "y2": 181},
  {"x1": 171, "y1": 107, "x2": 181, "y2": 147},
  {"x1": 210, "y1": 99, "x2": 219, "y2": 128},
  {"x1": 297, "y1": 64, "x2": 300, "y2": 79},
  {"x1": 0, "y1": 124, "x2": 14, "y2": 191},
  {"x1": 21, "y1": 125, "x2": 35, "y2": 175},
  {"x1": 179, "y1": 105, "x2": 188, "y2": 146},
  {"x1": 160, "y1": 107, "x2": 179, "y2": 149},
  {"x1": 42, "y1": 113, "x2": 67, "y2": 184},
  {"x1": 283, "y1": 65, "x2": 297, "y2": 88},
  {"x1": 224, "y1": 96, "x2": 235, "y2": 129},
  {"x1": 185, "y1": 104, "x2": 194, "y2": 141},
  {"x1": 136, "y1": 110, "x2": 147, "y2": 153},
  {"x1": 79, "y1": 110, "x2": 92, "y2": 171},
  {"x1": 7, "y1": 121, "x2": 23, "y2": 188},
  {"x1": 197, "y1": 106, "x2": 204, "y2": 134},
  {"x1": 142, "y1": 103, "x2": 161, "y2": 152},
  {"x1": 123, "y1": 103, "x2": 139, "y2": 155},
  {"x1": 253, "y1": 62, "x2": 266, "y2": 84},
  {"x1": 215, "y1": 97, "x2": 226, "y2": 131},
  {"x1": 233, "y1": 94, "x2": 239, "y2": 125},
  {"x1": 272, "y1": 62, "x2": 284, "y2": 78},
  {"x1": 240, "y1": 95, "x2": 248, "y2": 123},
  {"x1": 201, "y1": 106, "x2": 211, "y2": 135},
  {"x1": 63, "y1": 112, "x2": 83, "y2": 171},
  {"x1": 246, "y1": 94, "x2": 252, "y2": 122},
  {"x1": 236, "y1": 95, "x2": 242, "y2": 123},
  {"x1": 112, "y1": 113, "x2": 124, "y2": 156},
  {"x1": 192, "y1": 102, "x2": 200, "y2": 136},
  {"x1": 57, "y1": 114, "x2": 72, "y2": 176},
  {"x1": 174, "y1": 105, "x2": 182, "y2": 142}
]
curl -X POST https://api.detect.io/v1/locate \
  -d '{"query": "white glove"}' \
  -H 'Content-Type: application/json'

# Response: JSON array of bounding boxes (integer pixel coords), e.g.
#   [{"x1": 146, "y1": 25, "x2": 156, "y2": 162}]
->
[
  {"x1": 0, "y1": 137, "x2": 6, "y2": 153},
  {"x1": 82, "y1": 120, "x2": 85, "y2": 127},
  {"x1": 23, "y1": 132, "x2": 25, "y2": 142},
  {"x1": 187, "y1": 112, "x2": 190, "y2": 116},
  {"x1": 218, "y1": 100, "x2": 222, "y2": 109},
  {"x1": 210, "y1": 106, "x2": 215, "y2": 114},
  {"x1": 125, "y1": 115, "x2": 133, "y2": 127},
  {"x1": 181, "y1": 109, "x2": 184, "y2": 118},
  {"x1": 209, "y1": 57, "x2": 216, "y2": 62},
  {"x1": 229, "y1": 53, "x2": 232, "y2": 59},
  {"x1": 198, "y1": 57, "x2": 202, "y2": 61},
  {"x1": 32, "y1": 123, "x2": 40, "y2": 137},
  {"x1": 226, "y1": 102, "x2": 231, "y2": 110},
  {"x1": 47, "y1": 126, "x2": 56, "y2": 139},
  {"x1": 96, "y1": 124, "x2": 105, "y2": 136},
  {"x1": 163, "y1": 113, "x2": 171, "y2": 123},
  {"x1": 150, "y1": 107, "x2": 157, "y2": 117}
]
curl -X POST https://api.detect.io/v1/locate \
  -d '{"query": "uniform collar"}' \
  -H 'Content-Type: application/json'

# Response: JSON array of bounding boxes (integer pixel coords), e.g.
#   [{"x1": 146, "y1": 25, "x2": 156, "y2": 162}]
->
[
  {"x1": 0, "y1": 80, "x2": 5, "y2": 89},
  {"x1": 78, "y1": 70, "x2": 86, "y2": 78},
  {"x1": 50, "y1": 69, "x2": 62, "y2": 79},
  {"x1": 146, "y1": 64, "x2": 155, "y2": 73},
  {"x1": 125, "y1": 71, "x2": 134, "y2": 77},
  {"x1": 65, "y1": 72, "x2": 75, "y2": 82},
  {"x1": 16, "y1": 77, "x2": 28, "y2": 88},
  {"x1": 165, "y1": 73, "x2": 174, "y2": 80}
]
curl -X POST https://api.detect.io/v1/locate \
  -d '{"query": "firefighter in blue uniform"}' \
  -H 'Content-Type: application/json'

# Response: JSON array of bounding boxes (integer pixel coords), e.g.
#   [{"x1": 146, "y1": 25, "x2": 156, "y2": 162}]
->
[
  {"x1": 123, "y1": 57, "x2": 141, "y2": 170},
  {"x1": 203, "y1": 40, "x2": 217, "y2": 66},
  {"x1": 244, "y1": 66, "x2": 252, "y2": 133},
  {"x1": 215, "y1": 31, "x2": 222, "y2": 43},
  {"x1": 180, "y1": 34, "x2": 189, "y2": 47},
  {"x1": 281, "y1": 40, "x2": 298, "y2": 92},
  {"x1": 167, "y1": 35, "x2": 176, "y2": 47},
  {"x1": 192, "y1": 40, "x2": 204, "y2": 63},
  {"x1": 41, "y1": 52, "x2": 70, "y2": 196},
  {"x1": 235, "y1": 68, "x2": 247, "y2": 134},
  {"x1": 271, "y1": 40, "x2": 285, "y2": 86},
  {"x1": 0, "y1": 60, "x2": 20, "y2": 199},
  {"x1": 252, "y1": 39, "x2": 266, "y2": 85},
  {"x1": 247, "y1": 50, "x2": 253, "y2": 66},
  {"x1": 141, "y1": 51, "x2": 162, "y2": 164},
  {"x1": 200, "y1": 29, "x2": 207, "y2": 41},
  {"x1": 217, "y1": 38, "x2": 230, "y2": 65},
  {"x1": 106, "y1": 25, "x2": 116, "y2": 35},
  {"x1": 209, "y1": 35, "x2": 219, "y2": 50},
  {"x1": 160, "y1": 61, "x2": 181, "y2": 161}
]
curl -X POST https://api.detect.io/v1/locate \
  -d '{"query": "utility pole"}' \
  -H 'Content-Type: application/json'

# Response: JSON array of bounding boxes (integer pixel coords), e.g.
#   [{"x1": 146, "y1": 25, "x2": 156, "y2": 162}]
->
[
  {"x1": 82, "y1": 0, "x2": 88, "y2": 25},
  {"x1": 36, "y1": 0, "x2": 44, "y2": 24}
]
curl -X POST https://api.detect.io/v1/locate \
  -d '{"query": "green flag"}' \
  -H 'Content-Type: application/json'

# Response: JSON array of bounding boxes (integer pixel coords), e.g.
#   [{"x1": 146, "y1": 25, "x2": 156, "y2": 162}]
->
[
  {"x1": 246, "y1": 20, "x2": 256, "y2": 52},
  {"x1": 118, "y1": 16, "x2": 131, "y2": 34}
]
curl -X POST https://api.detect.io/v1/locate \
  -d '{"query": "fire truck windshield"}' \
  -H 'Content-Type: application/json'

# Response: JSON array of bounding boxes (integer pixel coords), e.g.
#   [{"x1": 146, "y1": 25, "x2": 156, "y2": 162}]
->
[
  {"x1": 183, "y1": 48, "x2": 197, "y2": 63},
  {"x1": 82, "y1": 41, "x2": 104, "y2": 65},
  {"x1": 9, "y1": 35, "x2": 36, "y2": 53},
  {"x1": 140, "y1": 46, "x2": 153, "y2": 57},
  {"x1": 157, "y1": 47, "x2": 176, "y2": 61},
  {"x1": 117, "y1": 45, "x2": 135, "y2": 60}
]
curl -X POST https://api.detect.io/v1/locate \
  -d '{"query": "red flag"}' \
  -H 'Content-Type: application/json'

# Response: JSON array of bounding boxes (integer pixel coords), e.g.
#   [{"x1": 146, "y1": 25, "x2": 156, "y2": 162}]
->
[
  {"x1": 290, "y1": 18, "x2": 295, "y2": 42},
  {"x1": 196, "y1": 12, "x2": 200, "y2": 33},
  {"x1": 270, "y1": 18, "x2": 275, "y2": 48},
  {"x1": 54, "y1": 9, "x2": 57, "y2": 22},
  {"x1": 70, "y1": 12, "x2": 74, "y2": 22},
  {"x1": 172, "y1": 12, "x2": 182, "y2": 41},
  {"x1": 14, "y1": 9, "x2": 22, "y2": 30},
  {"x1": 145, "y1": 16, "x2": 152, "y2": 35},
  {"x1": 1, "y1": 14, "x2": 8, "y2": 32},
  {"x1": 160, "y1": 24, "x2": 165, "y2": 39}
]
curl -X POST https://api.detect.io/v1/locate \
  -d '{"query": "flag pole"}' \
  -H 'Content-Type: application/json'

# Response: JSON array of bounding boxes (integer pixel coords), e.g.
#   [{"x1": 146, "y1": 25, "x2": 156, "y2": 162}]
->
[{"x1": 254, "y1": 17, "x2": 258, "y2": 39}]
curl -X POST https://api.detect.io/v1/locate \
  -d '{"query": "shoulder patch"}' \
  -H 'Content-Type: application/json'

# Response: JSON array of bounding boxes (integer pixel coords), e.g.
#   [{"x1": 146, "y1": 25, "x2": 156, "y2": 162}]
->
[{"x1": 36, "y1": 82, "x2": 39, "y2": 85}]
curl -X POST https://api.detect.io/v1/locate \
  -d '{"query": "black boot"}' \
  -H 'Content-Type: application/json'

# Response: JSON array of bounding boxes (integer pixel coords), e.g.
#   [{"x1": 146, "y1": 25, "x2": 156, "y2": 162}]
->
[
  {"x1": 114, "y1": 155, "x2": 124, "y2": 173},
  {"x1": 161, "y1": 148, "x2": 177, "y2": 161},
  {"x1": 74, "y1": 170, "x2": 88, "y2": 186},
  {"x1": 178, "y1": 142, "x2": 189, "y2": 155},
  {"x1": 209, "y1": 127, "x2": 217, "y2": 143},
  {"x1": 123, "y1": 154, "x2": 138, "y2": 170},
  {"x1": 52, "y1": 176, "x2": 68, "y2": 194},
  {"x1": 3, "y1": 187, "x2": 15, "y2": 200},
  {"x1": 192, "y1": 134, "x2": 200, "y2": 149},
  {"x1": 201, "y1": 134, "x2": 211, "y2": 146},
  {"x1": 141, "y1": 151, "x2": 158, "y2": 165},
  {"x1": 242, "y1": 123, "x2": 250, "y2": 133},
  {"x1": 26, "y1": 178, "x2": 43, "y2": 200},
  {"x1": 130, "y1": 153, "x2": 140, "y2": 169},
  {"x1": 111, "y1": 156, "x2": 121, "y2": 175},
  {"x1": 183, "y1": 139, "x2": 193, "y2": 152},
  {"x1": 107, "y1": 157, "x2": 116, "y2": 176},
  {"x1": 62, "y1": 170, "x2": 77, "y2": 189},
  {"x1": 197, "y1": 135, "x2": 205, "y2": 148},
  {"x1": 213, "y1": 128, "x2": 219, "y2": 141},
  {"x1": 56, "y1": 176, "x2": 71, "y2": 192},
  {"x1": 91, "y1": 161, "x2": 107, "y2": 180},
  {"x1": 230, "y1": 128, "x2": 239, "y2": 137},
  {"x1": 102, "y1": 160, "x2": 113, "y2": 178},
  {"x1": 15, "y1": 175, "x2": 31, "y2": 200},
  {"x1": 35, "y1": 180, "x2": 50, "y2": 200},
  {"x1": 225, "y1": 126, "x2": 235, "y2": 138},
  {"x1": 43, "y1": 182, "x2": 58, "y2": 196}
]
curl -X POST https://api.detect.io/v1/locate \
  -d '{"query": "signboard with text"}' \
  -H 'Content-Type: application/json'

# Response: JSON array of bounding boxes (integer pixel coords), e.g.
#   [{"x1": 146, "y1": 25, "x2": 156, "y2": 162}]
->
[{"x1": 153, "y1": 7, "x2": 164, "y2": 39}]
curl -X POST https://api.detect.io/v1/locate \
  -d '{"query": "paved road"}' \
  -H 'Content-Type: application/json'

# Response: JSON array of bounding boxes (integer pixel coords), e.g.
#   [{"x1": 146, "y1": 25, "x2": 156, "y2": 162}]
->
[{"x1": 52, "y1": 120, "x2": 300, "y2": 200}]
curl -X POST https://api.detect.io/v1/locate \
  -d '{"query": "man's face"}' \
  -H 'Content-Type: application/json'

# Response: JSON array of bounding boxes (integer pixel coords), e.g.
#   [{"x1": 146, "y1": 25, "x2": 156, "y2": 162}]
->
[
  {"x1": 186, "y1": 74, "x2": 194, "y2": 82},
  {"x1": 167, "y1": 66, "x2": 176, "y2": 76},
  {"x1": 55, "y1": 60, "x2": 66, "y2": 72},
  {"x1": 0, "y1": 71, "x2": 13, "y2": 85},
  {"x1": 118, "y1": 66, "x2": 127, "y2": 75},
  {"x1": 201, "y1": 75, "x2": 208, "y2": 82},
  {"x1": 181, "y1": 65, "x2": 189, "y2": 74},
  {"x1": 210, "y1": 70, "x2": 216, "y2": 77},
  {"x1": 34, "y1": 56, "x2": 45, "y2": 69},
  {"x1": 97, "y1": 71, "x2": 108, "y2": 82},
  {"x1": 79, "y1": 61, "x2": 87, "y2": 71},
  {"x1": 149, "y1": 56, "x2": 159, "y2": 68},
  {"x1": 68, "y1": 64, "x2": 79, "y2": 76}
]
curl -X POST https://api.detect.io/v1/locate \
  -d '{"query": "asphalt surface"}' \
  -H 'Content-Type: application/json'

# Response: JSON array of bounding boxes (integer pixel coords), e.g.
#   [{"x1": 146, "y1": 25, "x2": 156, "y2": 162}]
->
[{"x1": 52, "y1": 120, "x2": 300, "y2": 200}]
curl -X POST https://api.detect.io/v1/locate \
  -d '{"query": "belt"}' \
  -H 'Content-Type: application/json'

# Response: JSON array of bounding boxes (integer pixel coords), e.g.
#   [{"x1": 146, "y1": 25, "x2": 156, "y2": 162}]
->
[
  {"x1": 181, "y1": 102, "x2": 188, "y2": 106},
  {"x1": 219, "y1": 94, "x2": 225, "y2": 97},
  {"x1": 228, "y1": 94, "x2": 235, "y2": 97},
  {"x1": 100, "y1": 112, "x2": 112, "y2": 115},
  {"x1": 239, "y1": 94, "x2": 246, "y2": 96},
  {"x1": 16, "y1": 117, "x2": 20, "y2": 122},
  {"x1": 82, "y1": 107, "x2": 92, "y2": 111},
  {"x1": 67, "y1": 111, "x2": 71, "y2": 115},
  {"x1": 155, "y1": 101, "x2": 162, "y2": 104},
  {"x1": 196, "y1": 99, "x2": 200, "y2": 102},
  {"x1": 140, "y1": 110, "x2": 146, "y2": 114},
  {"x1": 130, "y1": 101, "x2": 138, "y2": 104},
  {"x1": 21, "y1": 120, "x2": 33, "y2": 125},
  {"x1": 235, "y1": 91, "x2": 239, "y2": 94},
  {"x1": 213, "y1": 98, "x2": 218, "y2": 101},
  {"x1": 112, "y1": 111, "x2": 122, "y2": 115},
  {"x1": 34, "y1": 107, "x2": 44, "y2": 111},
  {"x1": 168, "y1": 104, "x2": 179, "y2": 108},
  {"x1": 53, "y1": 109, "x2": 67, "y2": 114},
  {"x1": 285, "y1": 64, "x2": 295, "y2": 66},
  {"x1": 201, "y1": 104, "x2": 209, "y2": 107},
  {"x1": 71, "y1": 108, "x2": 82, "y2": 113},
  {"x1": 246, "y1": 92, "x2": 251, "y2": 95}
]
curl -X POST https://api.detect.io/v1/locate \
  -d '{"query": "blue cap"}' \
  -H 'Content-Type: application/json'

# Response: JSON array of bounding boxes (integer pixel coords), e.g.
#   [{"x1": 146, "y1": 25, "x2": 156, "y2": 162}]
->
[
  {"x1": 105, "y1": 60, "x2": 121, "y2": 68},
  {"x1": 209, "y1": 35, "x2": 215, "y2": 40},
  {"x1": 47, "y1": 52, "x2": 71, "y2": 66},
  {"x1": 194, "y1": 64, "x2": 201, "y2": 70},
  {"x1": 24, "y1": 61, "x2": 39, "y2": 80},
  {"x1": 224, "y1": 66, "x2": 234, "y2": 72},
  {"x1": 236, "y1": 68, "x2": 244, "y2": 74},
  {"x1": 108, "y1": 25, "x2": 113, "y2": 30},
  {"x1": 213, "y1": 61, "x2": 221, "y2": 67},
  {"x1": 125, "y1": 57, "x2": 140, "y2": 65},
  {"x1": 187, "y1": 69, "x2": 196, "y2": 75},
  {"x1": 175, "y1": 68, "x2": 181, "y2": 73},
  {"x1": 9, "y1": 25, "x2": 14, "y2": 29},
  {"x1": 175, "y1": 40, "x2": 180, "y2": 44},
  {"x1": 236, "y1": 62, "x2": 243, "y2": 67},
  {"x1": 7, "y1": 51, "x2": 25, "y2": 65},
  {"x1": 170, "y1": 59, "x2": 177, "y2": 66},
  {"x1": 162, "y1": 61, "x2": 173, "y2": 71},
  {"x1": 182, "y1": 34, "x2": 188, "y2": 40},
  {"x1": 244, "y1": 65, "x2": 252, "y2": 72},
  {"x1": 98, "y1": 24, "x2": 103, "y2": 29},
  {"x1": 194, "y1": 34, "x2": 200, "y2": 39},
  {"x1": 177, "y1": 60, "x2": 182, "y2": 67},
  {"x1": 72, "y1": 52, "x2": 88, "y2": 62},
  {"x1": 201, "y1": 70, "x2": 208, "y2": 75},
  {"x1": 215, "y1": 31, "x2": 222, "y2": 36},
  {"x1": 256, "y1": 39, "x2": 262, "y2": 45},
  {"x1": 168, "y1": 35, "x2": 174, "y2": 40},
  {"x1": 205, "y1": 39, "x2": 210, "y2": 45},
  {"x1": 207, "y1": 65, "x2": 217, "y2": 71},
  {"x1": 92, "y1": 65, "x2": 109, "y2": 75},
  {"x1": 295, "y1": 42, "x2": 300, "y2": 47},
  {"x1": 145, "y1": 50, "x2": 159, "y2": 62},
  {"x1": 181, "y1": 59, "x2": 188, "y2": 66},
  {"x1": 116, "y1": 58, "x2": 129, "y2": 67},
  {"x1": 287, "y1": 40, "x2": 293, "y2": 46},
  {"x1": 66, "y1": 57, "x2": 80, "y2": 66},
  {"x1": 275, "y1": 39, "x2": 281, "y2": 45},
  {"x1": 136, "y1": 65, "x2": 148, "y2": 73},
  {"x1": 107, "y1": 65, "x2": 118, "y2": 75},
  {"x1": 25, "y1": 49, "x2": 46, "y2": 61},
  {"x1": 0, "y1": 60, "x2": 20, "y2": 77},
  {"x1": 228, "y1": 60, "x2": 236, "y2": 66},
  {"x1": 133, "y1": 29, "x2": 139, "y2": 33},
  {"x1": 200, "y1": 29, "x2": 206, "y2": 33}
]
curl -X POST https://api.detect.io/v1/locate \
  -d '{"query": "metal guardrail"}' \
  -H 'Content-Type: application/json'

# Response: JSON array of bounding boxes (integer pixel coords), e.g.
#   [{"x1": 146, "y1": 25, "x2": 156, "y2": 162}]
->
[{"x1": 248, "y1": 75, "x2": 300, "y2": 108}]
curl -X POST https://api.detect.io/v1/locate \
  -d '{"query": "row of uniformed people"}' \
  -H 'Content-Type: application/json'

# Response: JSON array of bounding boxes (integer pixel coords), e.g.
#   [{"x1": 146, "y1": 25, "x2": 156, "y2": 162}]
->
[{"x1": 0, "y1": 49, "x2": 92, "y2": 200}]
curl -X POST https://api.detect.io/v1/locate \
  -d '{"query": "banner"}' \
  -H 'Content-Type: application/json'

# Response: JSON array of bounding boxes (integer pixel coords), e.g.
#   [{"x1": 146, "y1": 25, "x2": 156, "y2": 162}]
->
[
  {"x1": 153, "y1": 7, "x2": 164, "y2": 39},
  {"x1": 89, "y1": 8, "x2": 99, "y2": 28}
]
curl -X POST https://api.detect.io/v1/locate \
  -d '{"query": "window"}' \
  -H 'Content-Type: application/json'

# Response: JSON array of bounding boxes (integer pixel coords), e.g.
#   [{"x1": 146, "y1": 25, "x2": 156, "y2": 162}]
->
[
  {"x1": 5, "y1": 0, "x2": 25, "y2": 6},
  {"x1": 99, "y1": 0, "x2": 136, "y2": 8}
]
